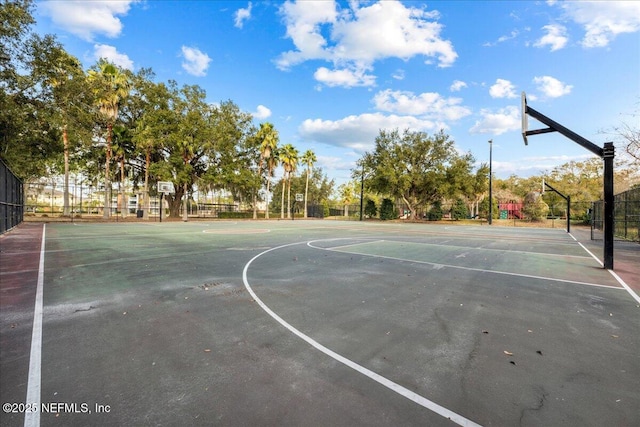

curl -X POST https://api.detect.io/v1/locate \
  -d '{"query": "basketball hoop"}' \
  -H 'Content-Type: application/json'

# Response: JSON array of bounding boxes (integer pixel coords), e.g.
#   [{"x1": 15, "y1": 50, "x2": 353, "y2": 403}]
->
[
  {"x1": 157, "y1": 181, "x2": 174, "y2": 223},
  {"x1": 158, "y1": 181, "x2": 175, "y2": 195}
]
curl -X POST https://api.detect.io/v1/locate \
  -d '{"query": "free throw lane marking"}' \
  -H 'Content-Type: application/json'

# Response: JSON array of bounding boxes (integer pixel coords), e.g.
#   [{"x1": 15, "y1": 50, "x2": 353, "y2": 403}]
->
[
  {"x1": 242, "y1": 241, "x2": 481, "y2": 427},
  {"x1": 24, "y1": 224, "x2": 45, "y2": 427},
  {"x1": 308, "y1": 240, "x2": 621, "y2": 291}
]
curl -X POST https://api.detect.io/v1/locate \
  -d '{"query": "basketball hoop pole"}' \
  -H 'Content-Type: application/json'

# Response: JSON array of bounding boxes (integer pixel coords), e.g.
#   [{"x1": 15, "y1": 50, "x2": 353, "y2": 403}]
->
[
  {"x1": 543, "y1": 180, "x2": 571, "y2": 233},
  {"x1": 488, "y1": 139, "x2": 493, "y2": 225},
  {"x1": 522, "y1": 93, "x2": 614, "y2": 269}
]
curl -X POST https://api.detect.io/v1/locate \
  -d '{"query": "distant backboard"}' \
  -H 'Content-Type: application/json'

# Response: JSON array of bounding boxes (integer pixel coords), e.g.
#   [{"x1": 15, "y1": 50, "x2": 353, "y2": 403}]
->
[
  {"x1": 158, "y1": 181, "x2": 175, "y2": 194},
  {"x1": 521, "y1": 91, "x2": 528, "y2": 146}
]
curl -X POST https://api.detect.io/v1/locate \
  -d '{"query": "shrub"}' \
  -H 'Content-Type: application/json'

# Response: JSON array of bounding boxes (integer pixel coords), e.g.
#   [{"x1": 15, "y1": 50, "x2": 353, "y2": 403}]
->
[
  {"x1": 479, "y1": 197, "x2": 499, "y2": 220},
  {"x1": 218, "y1": 211, "x2": 253, "y2": 219},
  {"x1": 380, "y1": 198, "x2": 396, "y2": 220},
  {"x1": 451, "y1": 198, "x2": 469, "y2": 220},
  {"x1": 364, "y1": 199, "x2": 377, "y2": 218},
  {"x1": 427, "y1": 201, "x2": 443, "y2": 221},
  {"x1": 522, "y1": 193, "x2": 549, "y2": 221}
]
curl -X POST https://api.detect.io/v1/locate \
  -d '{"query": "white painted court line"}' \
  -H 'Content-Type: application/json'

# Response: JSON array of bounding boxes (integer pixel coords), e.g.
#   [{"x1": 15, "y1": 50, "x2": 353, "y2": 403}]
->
[
  {"x1": 569, "y1": 233, "x2": 640, "y2": 304},
  {"x1": 243, "y1": 241, "x2": 481, "y2": 427},
  {"x1": 24, "y1": 224, "x2": 45, "y2": 427},
  {"x1": 307, "y1": 240, "x2": 622, "y2": 291},
  {"x1": 355, "y1": 238, "x2": 592, "y2": 260},
  {"x1": 325, "y1": 239, "x2": 385, "y2": 251},
  {"x1": 608, "y1": 270, "x2": 640, "y2": 304},
  {"x1": 570, "y1": 235, "x2": 604, "y2": 267}
]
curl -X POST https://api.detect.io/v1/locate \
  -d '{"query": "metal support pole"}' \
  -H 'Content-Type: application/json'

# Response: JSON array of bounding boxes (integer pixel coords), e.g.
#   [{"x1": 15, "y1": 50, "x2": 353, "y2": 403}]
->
[
  {"x1": 544, "y1": 181, "x2": 570, "y2": 233},
  {"x1": 360, "y1": 163, "x2": 364, "y2": 221},
  {"x1": 523, "y1": 93, "x2": 614, "y2": 270},
  {"x1": 488, "y1": 139, "x2": 493, "y2": 225},
  {"x1": 603, "y1": 142, "x2": 614, "y2": 270},
  {"x1": 567, "y1": 195, "x2": 570, "y2": 234}
]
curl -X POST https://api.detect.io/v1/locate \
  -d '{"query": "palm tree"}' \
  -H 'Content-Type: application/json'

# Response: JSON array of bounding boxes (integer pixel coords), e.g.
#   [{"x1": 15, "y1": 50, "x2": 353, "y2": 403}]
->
[
  {"x1": 279, "y1": 144, "x2": 299, "y2": 219},
  {"x1": 111, "y1": 125, "x2": 131, "y2": 218},
  {"x1": 301, "y1": 149, "x2": 316, "y2": 218},
  {"x1": 266, "y1": 147, "x2": 280, "y2": 218},
  {"x1": 339, "y1": 183, "x2": 354, "y2": 217},
  {"x1": 45, "y1": 50, "x2": 87, "y2": 216},
  {"x1": 87, "y1": 60, "x2": 130, "y2": 218},
  {"x1": 255, "y1": 122, "x2": 279, "y2": 219}
]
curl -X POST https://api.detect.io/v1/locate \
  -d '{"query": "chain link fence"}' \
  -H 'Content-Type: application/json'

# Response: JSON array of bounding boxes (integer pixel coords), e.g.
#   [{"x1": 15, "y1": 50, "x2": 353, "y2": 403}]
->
[
  {"x1": 592, "y1": 187, "x2": 640, "y2": 242},
  {"x1": 19, "y1": 174, "x2": 639, "y2": 241},
  {"x1": 1, "y1": 158, "x2": 24, "y2": 233}
]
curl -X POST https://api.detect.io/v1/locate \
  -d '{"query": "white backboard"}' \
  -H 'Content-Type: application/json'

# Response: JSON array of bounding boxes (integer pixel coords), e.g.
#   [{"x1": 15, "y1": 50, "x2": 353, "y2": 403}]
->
[
  {"x1": 158, "y1": 181, "x2": 175, "y2": 194},
  {"x1": 521, "y1": 91, "x2": 528, "y2": 146}
]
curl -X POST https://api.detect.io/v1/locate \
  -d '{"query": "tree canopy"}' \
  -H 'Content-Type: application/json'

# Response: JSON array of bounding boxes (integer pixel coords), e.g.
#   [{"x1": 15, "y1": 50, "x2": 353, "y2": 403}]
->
[
  {"x1": 360, "y1": 129, "x2": 484, "y2": 220},
  {"x1": 3, "y1": 0, "x2": 638, "y2": 221}
]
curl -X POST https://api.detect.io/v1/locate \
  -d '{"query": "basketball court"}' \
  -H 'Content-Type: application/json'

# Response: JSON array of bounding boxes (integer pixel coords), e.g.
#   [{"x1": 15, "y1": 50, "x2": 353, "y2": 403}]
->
[{"x1": 1, "y1": 220, "x2": 639, "y2": 426}]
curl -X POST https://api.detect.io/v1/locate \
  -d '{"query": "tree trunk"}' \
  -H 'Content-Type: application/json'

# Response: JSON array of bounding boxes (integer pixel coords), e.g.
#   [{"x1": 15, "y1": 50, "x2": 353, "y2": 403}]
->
[
  {"x1": 253, "y1": 162, "x2": 261, "y2": 220},
  {"x1": 120, "y1": 156, "x2": 127, "y2": 218},
  {"x1": 265, "y1": 174, "x2": 271, "y2": 219},
  {"x1": 142, "y1": 148, "x2": 150, "y2": 219},
  {"x1": 280, "y1": 177, "x2": 285, "y2": 219},
  {"x1": 168, "y1": 187, "x2": 184, "y2": 218},
  {"x1": 401, "y1": 195, "x2": 417, "y2": 220},
  {"x1": 287, "y1": 177, "x2": 291, "y2": 219},
  {"x1": 103, "y1": 123, "x2": 112, "y2": 219},
  {"x1": 252, "y1": 192, "x2": 257, "y2": 219},
  {"x1": 304, "y1": 168, "x2": 309, "y2": 218},
  {"x1": 62, "y1": 125, "x2": 70, "y2": 216},
  {"x1": 182, "y1": 182, "x2": 188, "y2": 221}
]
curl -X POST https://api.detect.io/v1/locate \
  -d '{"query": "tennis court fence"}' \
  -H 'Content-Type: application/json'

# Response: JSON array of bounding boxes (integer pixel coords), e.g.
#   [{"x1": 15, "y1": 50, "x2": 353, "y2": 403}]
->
[
  {"x1": 592, "y1": 187, "x2": 640, "y2": 242},
  {"x1": 1, "y1": 158, "x2": 24, "y2": 234}
]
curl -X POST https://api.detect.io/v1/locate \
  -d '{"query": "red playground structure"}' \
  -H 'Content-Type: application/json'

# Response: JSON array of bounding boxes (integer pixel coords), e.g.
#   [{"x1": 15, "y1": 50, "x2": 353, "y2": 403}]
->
[{"x1": 498, "y1": 201, "x2": 523, "y2": 219}]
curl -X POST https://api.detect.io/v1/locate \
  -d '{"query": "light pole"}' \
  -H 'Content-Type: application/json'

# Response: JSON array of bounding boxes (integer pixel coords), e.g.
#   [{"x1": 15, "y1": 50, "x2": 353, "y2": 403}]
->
[
  {"x1": 360, "y1": 162, "x2": 364, "y2": 221},
  {"x1": 488, "y1": 139, "x2": 493, "y2": 225}
]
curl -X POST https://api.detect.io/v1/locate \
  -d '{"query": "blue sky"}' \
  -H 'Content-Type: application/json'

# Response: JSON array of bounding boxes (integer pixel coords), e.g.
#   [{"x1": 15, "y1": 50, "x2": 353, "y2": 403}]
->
[{"x1": 34, "y1": 0, "x2": 640, "y2": 185}]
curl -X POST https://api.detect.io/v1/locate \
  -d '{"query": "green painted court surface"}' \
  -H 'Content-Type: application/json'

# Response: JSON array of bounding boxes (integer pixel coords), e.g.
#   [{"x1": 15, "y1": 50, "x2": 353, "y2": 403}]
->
[{"x1": 1, "y1": 220, "x2": 639, "y2": 426}]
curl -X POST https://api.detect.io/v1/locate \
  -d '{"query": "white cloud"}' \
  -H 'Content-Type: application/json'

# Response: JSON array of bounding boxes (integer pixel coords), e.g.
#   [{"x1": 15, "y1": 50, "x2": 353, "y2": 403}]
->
[
  {"x1": 533, "y1": 76, "x2": 572, "y2": 98},
  {"x1": 483, "y1": 30, "x2": 519, "y2": 47},
  {"x1": 392, "y1": 69, "x2": 405, "y2": 81},
  {"x1": 450, "y1": 80, "x2": 467, "y2": 92},
  {"x1": 276, "y1": 0, "x2": 337, "y2": 68},
  {"x1": 277, "y1": 0, "x2": 457, "y2": 88},
  {"x1": 555, "y1": 1, "x2": 640, "y2": 48},
  {"x1": 253, "y1": 105, "x2": 272, "y2": 119},
  {"x1": 534, "y1": 24, "x2": 568, "y2": 51},
  {"x1": 330, "y1": 2, "x2": 456, "y2": 66},
  {"x1": 469, "y1": 106, "x2": 520, "y2": 135},
  {"x1": 299, "y1": 112, "x2": 439, "y2": 151},
  {"x1": 234, "y1": 2, "x2": 252, "y2": 29},
  {"x1": 316, "y1": 154, "x2": 356, "y2": 173},
  {"x1": 40, "y1": 1, "x2": 136, "y2": 41},
  {"x1": 372, "y1": 89, "x2": 471, "y2": 121},
  {"x1": 496, "y1": 153, "x2": 594, "y2": 177},
  {"x1": 181, "y1": 46, "x2": 212, "y2": 77},
  {"x1": 489, "y1": 79, "x2": 517, "y2": 99},
  {"x1": 93, "y1": 44, "x2": 134, "y2": 70},
  {"x1": 314, "y1": 66, "x2": 376, "y2": 88}
]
